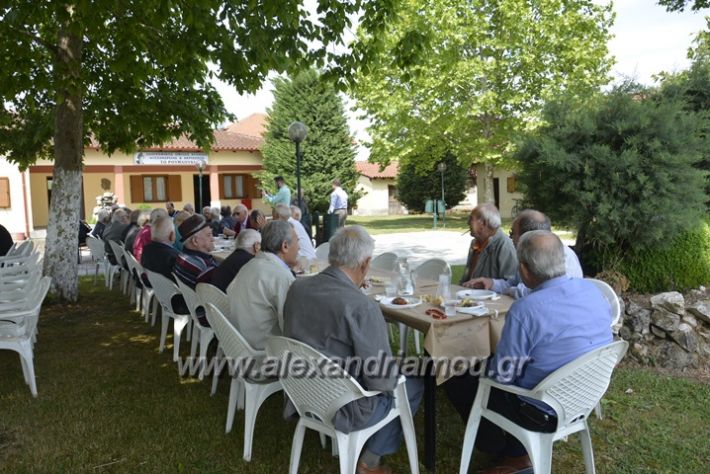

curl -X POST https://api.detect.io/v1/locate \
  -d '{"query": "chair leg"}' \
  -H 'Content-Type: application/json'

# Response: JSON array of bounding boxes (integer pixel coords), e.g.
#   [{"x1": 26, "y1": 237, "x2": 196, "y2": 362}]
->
[
  {"x1": 198, "y1": 331, "x2": 212, "y2": 380},
  {"x1": 211, "y1": 345, "x2": 223, "y2": 396},
  {"x1": 242, "y1": 382, "x2": 281, "y2": 462},
  {"x1": 459, "y1": 384, "x2": 490, "y2": 474},
  {"x1": 19, "y1": 343, "x2": 37, "y2": 397},
  {"x1": 396, "y1": 383, "x2": 420, "y2": 474},
  {"x1": 289, "y1": 422, "x2": 307, "y2": 474},
  {"x1": 226, "y1": 377, "x2": 240, "y2": 433},
  {"x1": 173, "y1": 317, "x2": 190, "y2": 362},
  {"x1": 398, "y1": 323, "x2": 408, "y2": 356},
  {"x1": 189, "y1": 327, "x2": 200, "y2": 374},
  {"x1": 414, "y1": 329, "x2": 421, "y2": 355},
  {"x1": 159, "y1": 313, "x2": 169, "y2": 353},
  {"x1": 525, "y1": 434, "x2": 553, "y2": 474},
  {"x1": 594, "y1": 402, "x2": 603, "y2": 420},
  {"x1": 579, "y1": 425, "x2": 596, "y2": 474}
]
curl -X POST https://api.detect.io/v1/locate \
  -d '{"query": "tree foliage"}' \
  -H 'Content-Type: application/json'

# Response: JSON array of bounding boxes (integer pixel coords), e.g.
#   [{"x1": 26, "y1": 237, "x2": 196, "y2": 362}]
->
[
  {"x1": 260, "y1": 69, "x2": 359, "y2": 213},
  {"x1": 515, "y1": 85, "x2": 708, "y2": 274},
  {"x1": 658, "y1": 0, "x2": 710, "y2": 11},
  {"x1": 396, "y1": 151, "x2": 468, "y2": 213},
  {"x1": 0, "y1": 1, "x2": 394, "y2": 301},
  {"x1": 353, "y1": 0, "x2": 613, "y2": 202}
]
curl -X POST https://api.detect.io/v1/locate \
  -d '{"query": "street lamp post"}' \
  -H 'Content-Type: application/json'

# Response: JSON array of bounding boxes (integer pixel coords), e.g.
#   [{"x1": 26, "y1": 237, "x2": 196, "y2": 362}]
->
[
  {"x1": 288, "y1": 121, "x2": 308, "y2": 212},
  {"x1": 196, "y1": 160, "x2": 205, "y2": 209},
  {"x1": 437, "y1": 162, "x2": 447, "y2": 228}
]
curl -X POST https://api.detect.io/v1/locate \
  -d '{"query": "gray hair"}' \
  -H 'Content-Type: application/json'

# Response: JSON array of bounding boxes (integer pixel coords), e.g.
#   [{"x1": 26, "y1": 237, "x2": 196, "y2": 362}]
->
[
  {"x1": 517, "y1": 230, "x2": 566, "y2": 281},
  {"x1": 151, "y1": 215, "x2": 174, "y2": 241},
  {"x1": 174, "y1": 210, "x2": 189, "y2": 226},
  {"x1": 515, "y1": 209, "x2": 551, "y2": 235},
  {"x1": 137, "y1": 211, "x2": 151, "y2": 227},
  {"x1": 111, "y1": 208, "x2": 128, "y2": 223},
  {"x1": 183, "y1": 203, "x2": 194, "y2": 214},
  {"x1": 149, "y1": 207, "x2": 168, "y2": 225},
  {"x1": 97, "y1": 209, "x2": 110, "y2": 223},
  {"x1": 211, "y1": 207, "x2": 220, "y2": 219},
  {"x1": 261, "y1": 220, "x2": 294, "y2": 254},
  {"x1": 328, "y1": 225, "x2": 375, "y2": 270},
  {"x1": 471, "y1": 203, "x2": 502, "y2": 230},
  {"x1": 236, "y1": 229, "x2": 261, "y2": 250},
  {"x1": 290, "y1": 205, "x2": 302, "y2": 220},
  {"x1": 273, "y1": 204, "x2": 291, "y2": 221}
]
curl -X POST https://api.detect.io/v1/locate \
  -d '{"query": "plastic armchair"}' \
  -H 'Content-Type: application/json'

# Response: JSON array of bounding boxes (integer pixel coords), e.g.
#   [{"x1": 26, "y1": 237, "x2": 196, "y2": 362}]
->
[
  {"x1": 5, "y1": 240, "x2": 33, "y2": 258},
  {"x1": 204, "y1": 303, "x2": 282, "y2": 462},
  {"x1": 370, "y1": 252, "x2": 398, "y2": 271},
  {"x1": 264, "y1": 336, "x2": 420, "y2": 474},
  {"x1": 86, "y1": 236, "x2": 115, "y2": 286},
  {"x1": 106, "y1": 240, "x2": 128, "y2": 291},
  {"x1": 143, "y1": 270, "x2": 191, "y2": 362},
  {"x1": 174, "y1": 277, "x2": 215, "y2": 380},
  {"x1": 458, "y1": 340, "x2": 629, "y2": 474},
  {"x1": 196, "y1": 283, "x2": 231, "y2": 395},
  {"x1": 0, "y1": 276, "x2": 51, "y2": 397},
  {"x1": 315, "y1": 242, "x2": 330, "y2": 261}
]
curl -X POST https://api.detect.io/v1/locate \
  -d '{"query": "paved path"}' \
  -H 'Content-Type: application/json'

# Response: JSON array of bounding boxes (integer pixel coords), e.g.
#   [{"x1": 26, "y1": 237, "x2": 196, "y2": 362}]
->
[{"x1": 373, "y1": 231, "x2": 471, "y2": 266}]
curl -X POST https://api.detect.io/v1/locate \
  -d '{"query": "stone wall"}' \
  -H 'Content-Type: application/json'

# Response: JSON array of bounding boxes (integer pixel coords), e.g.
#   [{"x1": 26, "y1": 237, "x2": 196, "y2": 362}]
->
[{"x1": 619, "y1": 287, "x2": 710, "y2": 371}]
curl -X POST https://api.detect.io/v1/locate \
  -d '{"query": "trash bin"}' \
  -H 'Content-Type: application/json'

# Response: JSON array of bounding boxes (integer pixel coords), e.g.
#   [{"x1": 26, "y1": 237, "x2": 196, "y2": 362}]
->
[
  {"x1": 424, "y1": 199, "x2": 434, "y2": 213},
  {"x1": 435, "y1": 199, "x2": 446, "y2": 216},
  {"x1": 322, "y1": 213, "x2": 340, "y2": 244}
]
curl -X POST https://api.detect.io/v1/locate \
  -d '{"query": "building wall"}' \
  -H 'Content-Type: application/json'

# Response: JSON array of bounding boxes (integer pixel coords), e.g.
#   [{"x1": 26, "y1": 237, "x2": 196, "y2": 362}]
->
[
  {"x1": 29, "y1": 149, "x2": 268, "y2": 227},
  {"x1": 474, "y1": 165, "x2": 523, "y2": 219},
  {"x1": 354, "y1": 176, "x2": 394, "y2": 216},
  {"x1": 0, "y1": 158, "x2": 33, "y2": 239}
]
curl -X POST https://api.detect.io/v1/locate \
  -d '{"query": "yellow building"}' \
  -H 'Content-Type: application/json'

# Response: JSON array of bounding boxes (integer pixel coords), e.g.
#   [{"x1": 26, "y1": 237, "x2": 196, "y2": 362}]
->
[{"x1": 28, "y1": 114, "x2": 269, "y2": 227}]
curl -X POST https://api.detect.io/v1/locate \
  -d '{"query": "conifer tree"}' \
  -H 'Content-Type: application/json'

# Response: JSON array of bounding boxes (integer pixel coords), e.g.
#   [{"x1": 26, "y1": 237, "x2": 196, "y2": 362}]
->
[{"x1": 261, "y1": 69, "x2": 359, "y2": 213}]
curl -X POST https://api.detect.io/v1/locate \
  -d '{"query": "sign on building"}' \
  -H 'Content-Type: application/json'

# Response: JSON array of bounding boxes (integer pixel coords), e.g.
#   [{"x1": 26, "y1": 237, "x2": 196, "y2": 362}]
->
[{"x1": 134, "y1": 152, "x2": 208, "y2": 165}]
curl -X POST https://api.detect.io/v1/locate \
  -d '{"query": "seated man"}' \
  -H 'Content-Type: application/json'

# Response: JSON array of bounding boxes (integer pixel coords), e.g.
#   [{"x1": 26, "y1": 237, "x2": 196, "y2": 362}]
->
[
  {"x1": 248, "y1": 209, "x2": 267, "y2": 232},
  {"x1": 445, "y1": 230, "x2": 612, "y2": 474},
  {"x1": 142, "y1": 214, "x2": 188, "y2": 314},
  {"x1": 223, "y1": 203, "x2": 250, "y2": 237},
  {"x1": 464, "y1": 209, "x2": 583, "y2": 298},
  {"x1": 273, "y1": 204, "x2": 316, "y2": 261},
  {"x1": 460, "y1": 203, "x2": 517, "y2": 285},
  {"x1": 102, "y1": 208, "x2": 130, "y2": 265},
  {"x1": 283, "y1": 225, "x2": 423, "y2": 474},
  {"x1": 211, "y1": 229, "x2": 261, "y2": 292},
  {"x1": 226, "y1": 220, "x2": 298, "y2": 350},
  {"x1": 91, "y1": 209, "x2": 110, "y2": 238},
  {"x1": 174, "y1": 214, "x2": 218, "y2": 289}
]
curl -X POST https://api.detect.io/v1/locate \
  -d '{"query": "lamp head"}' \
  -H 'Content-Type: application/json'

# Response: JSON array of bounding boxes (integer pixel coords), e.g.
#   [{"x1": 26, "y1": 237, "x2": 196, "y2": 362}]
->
[{"x1": 288, "y1": 121, "x2": 308, "y2": 143}]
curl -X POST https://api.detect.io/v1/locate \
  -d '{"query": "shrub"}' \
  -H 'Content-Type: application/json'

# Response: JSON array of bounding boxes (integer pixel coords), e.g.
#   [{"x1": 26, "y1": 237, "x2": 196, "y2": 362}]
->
[
  {"x1": 396, "y1": 151, "x2": 468, "y2": 213},
  {"x1": 618, "y1": 220, "x2": 710, "y2": 293}
]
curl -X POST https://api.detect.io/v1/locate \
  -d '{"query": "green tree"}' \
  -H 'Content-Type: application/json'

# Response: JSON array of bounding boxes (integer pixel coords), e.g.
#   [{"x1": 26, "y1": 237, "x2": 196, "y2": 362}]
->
[
  {"x1": 260, "y1": 69, "x2": 359, "y2": 213},
  {"x1": 396, "y1": 151, "x2": 468, "y2": 213},
  {"x1": 0, "y1": 1, "x2": 393, "y2": 301},
  {"x1": 353, "y1": 0, "x2": 613, "y2": 203},
  {"x1": 658, "y1": 0, "x2": 710, "y2": 11},
  {"x1": 515, "y1": 85, "x2": 708, "y2": 273}
]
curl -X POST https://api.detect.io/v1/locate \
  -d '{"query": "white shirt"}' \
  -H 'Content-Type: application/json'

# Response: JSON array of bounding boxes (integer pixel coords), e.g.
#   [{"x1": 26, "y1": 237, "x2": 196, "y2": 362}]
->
[
  {"x1": 328, "y1": 186, "x2": 348, "y2": 213},
  {"x1": 288, "y1": 217, "x2": 316, "y2": 260}
]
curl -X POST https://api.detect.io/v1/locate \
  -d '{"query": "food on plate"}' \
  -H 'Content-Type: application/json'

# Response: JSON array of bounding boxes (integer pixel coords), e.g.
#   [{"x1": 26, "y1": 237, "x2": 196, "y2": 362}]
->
[
  {"x1": 391, "y1": 297, "x2": 409, "y2": 305},
  {"x1": 421, "y1": 294, "x2": 445, "y2": 305},
  {"x1": 459, "y1": 298, "x2": 481, "y2": 308},
  {"x1": 368, "y1": 276, "x2": 387, "y2": 285},
  {"x1": 425, "y1": 308, "x2": 447, "y2": 320}
]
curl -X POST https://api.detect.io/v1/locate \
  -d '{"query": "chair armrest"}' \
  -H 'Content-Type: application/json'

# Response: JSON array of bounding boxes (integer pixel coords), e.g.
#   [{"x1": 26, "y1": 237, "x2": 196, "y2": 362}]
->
[{"x1": 481, "y1": 377, "x2": 539, "y2": 399}]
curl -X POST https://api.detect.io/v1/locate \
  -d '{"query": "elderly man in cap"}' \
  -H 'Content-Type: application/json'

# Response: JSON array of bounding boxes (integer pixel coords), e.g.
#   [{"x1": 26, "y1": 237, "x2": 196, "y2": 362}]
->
[
  {"x1": 173, "y1": 214, "x2": 218, "y2": 291},
  {"x1": 211, "y1": 229, "x2": 261, "y2": 292},
  {"x1": 464, "y1": 209, "x2": 583, "y2": 298},
  {"x1": 226, "y1": 220, "x2": 298, "y2": 350},
  {"x1": 447, "y1": 231, "x2": 612, "y2": 474},
  {"x1": 459, "y1": 203, "x2": 517, "y2": 285}
]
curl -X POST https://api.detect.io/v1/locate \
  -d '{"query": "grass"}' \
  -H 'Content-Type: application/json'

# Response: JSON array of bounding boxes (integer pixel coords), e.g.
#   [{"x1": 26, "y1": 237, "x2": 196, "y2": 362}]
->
[{"x1": 1, "y1": 278, "x2": 707, "y2": 473}]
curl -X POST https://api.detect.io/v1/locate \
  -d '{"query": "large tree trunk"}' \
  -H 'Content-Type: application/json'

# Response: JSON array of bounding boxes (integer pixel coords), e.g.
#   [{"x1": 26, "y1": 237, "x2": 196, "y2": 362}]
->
[
  {"x1": 483, "y1": 162, "x2": 495, "y2": 204},
  {"x1": 43, "y1": 22, "x2": 83, "y2": 302}
]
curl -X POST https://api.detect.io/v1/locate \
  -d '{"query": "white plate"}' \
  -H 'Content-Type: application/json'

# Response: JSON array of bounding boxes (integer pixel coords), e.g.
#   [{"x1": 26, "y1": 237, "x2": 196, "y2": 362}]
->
[
  {"x1": 456, "y1": 305, "x2": 489, "y2": 316},
  {"x1": 456, "y1": 289, "x2": 497, "y2": 300},
  {"x1": 380, "y1": 296, "x2": 421, "y2": 309}
]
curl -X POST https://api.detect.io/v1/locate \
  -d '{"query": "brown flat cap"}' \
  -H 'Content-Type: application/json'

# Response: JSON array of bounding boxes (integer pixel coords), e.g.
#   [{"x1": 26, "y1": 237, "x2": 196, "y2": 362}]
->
[{"x1": 179, "y1": 214, "x2": 209, "y2": 242}]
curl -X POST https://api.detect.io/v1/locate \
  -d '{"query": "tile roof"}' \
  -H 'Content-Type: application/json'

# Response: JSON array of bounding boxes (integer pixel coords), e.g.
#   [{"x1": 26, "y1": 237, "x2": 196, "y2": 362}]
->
[
  {"x1": 86, "y1": 113, "x2": 266, "y2": 152},
  {"x1": 356, "y1": 161, "x2": 398, "y2": 179}
]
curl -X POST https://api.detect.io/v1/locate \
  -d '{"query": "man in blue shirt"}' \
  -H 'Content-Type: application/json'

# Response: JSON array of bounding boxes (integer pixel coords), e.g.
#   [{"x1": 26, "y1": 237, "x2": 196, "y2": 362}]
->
[
  {"x1": 262, "y1": 176, "x2": 291, "y2": 208},
  {"x1": 445, "y1": 230, "x2": 612, "y2": 474},
  {"x1": 328, "y1": 178, "x2": 349, "y2": 226}
]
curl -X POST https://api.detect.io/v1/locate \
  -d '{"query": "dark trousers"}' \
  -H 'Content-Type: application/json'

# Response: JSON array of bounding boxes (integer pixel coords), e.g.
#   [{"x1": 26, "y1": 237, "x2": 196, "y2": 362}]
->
[{"x1": 444, "y1": 374, "x2": 557, "y2": 458}]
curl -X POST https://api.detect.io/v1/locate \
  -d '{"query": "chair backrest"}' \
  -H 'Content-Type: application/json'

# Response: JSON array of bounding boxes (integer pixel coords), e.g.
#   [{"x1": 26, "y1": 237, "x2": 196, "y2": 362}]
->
[
  {"x1": 86, "y1": 236, "x2": 106, "y2": 262},
  {"x1": 264, "y1": 336, "x2": 373, "y2": 428},
  {"x1": 204, "y1": 303, "x2": 262, "y2": 362},
  {"x1": 108, "y1": 240, "x2": 126, "y2": 266},
  {"x1": 6, "y1": 240, "x2": 33, "y2": 257},
  {"x1": 174, "y1": 276, "x2": 204, "y2": 326},
  {"x1": 534, "y1": 340, "x2": 628, "y2": 427},
  {"x1": 0, "y1": 270, "x2": 42, "y2": 302},
  {"x1": 144, "y1": 270, "x2": 181, "y2": 315},
  {"x1": 0, "y1": 276, "x2": 51, "y2": 337},
  {"x1": 0, "y1": 253, "x2": 41, "y2": 282},
  {"x1": 371, "y1": 252, "x2": 398, "y2": 271},
  {"x1": 412, "y1": 258, "x2": 451, "y2": 285},
  {"x1": 196, "y1": 283, "x2": 230, "y2": 317},
  {"x1": 315, "y1": 242, "x2": 330, "y2": 261},
  {"x1": 586, "y1": 278, "x2": 621, "y2": 327}
]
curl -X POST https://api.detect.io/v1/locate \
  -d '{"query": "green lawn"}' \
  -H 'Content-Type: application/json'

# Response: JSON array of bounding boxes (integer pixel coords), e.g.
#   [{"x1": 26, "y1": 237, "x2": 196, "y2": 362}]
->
[{"x1": 1, "y1": 278, "x2": 706, "y2": 473}]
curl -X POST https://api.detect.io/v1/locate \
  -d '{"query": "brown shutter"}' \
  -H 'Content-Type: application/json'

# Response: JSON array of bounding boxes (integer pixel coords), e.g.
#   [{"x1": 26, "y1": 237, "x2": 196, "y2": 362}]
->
[
  {"x1": 130, "y1": 175, "x2": 144, "y2": 202},
  {"x1": 219, "y1": 174, "x2": 226, "y2": 199},
  {"x1": 506, "y1": 175, "x2": 517, "y2": 193},
  {"x1": 167, "y1": 175, "x2": 182, "y2": 201},
  {"x1": 0, "y1": 177, "x2": 10, "y2": 208},
  {"x1": 247, "y1": 174, "x2": 259, "y2": 198}
]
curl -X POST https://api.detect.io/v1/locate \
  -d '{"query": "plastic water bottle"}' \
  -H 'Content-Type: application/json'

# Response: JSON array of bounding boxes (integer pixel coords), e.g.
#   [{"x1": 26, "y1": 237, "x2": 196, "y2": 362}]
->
[{"x1": 398, "y1": 258, "x2": 414, "y2": 296}]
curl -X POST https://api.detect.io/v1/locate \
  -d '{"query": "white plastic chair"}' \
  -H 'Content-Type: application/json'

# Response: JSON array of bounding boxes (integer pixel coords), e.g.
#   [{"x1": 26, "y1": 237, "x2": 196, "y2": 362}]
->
[
  {"x1": 143, "y1": 270, "x2": 191, "y2": 362},
  {"x1": 458, "y1": 340, "x2": 628, "y2": 474},
  {"x1": 315, "y1": 242, "x2": 330, "y2": 261},
  {"x1": 107, "y1": 240, "x2": 129, "y2": 292},
  {"x1": 0, "y1": 276, "x2": 51, "y2": 397},
  {"x1": 5, "y1": 240, "x2": 33, "y2": 258},
  {"x1": 85, "y1": 236, "x2": 108, "y2": 285},
  {"x1": 204, "y1": 303, "x2": 282, "y2": 462},
  {"x1": 370, "y1": 252, "x2": 398, "y2": 271},
  {"x1": 196, "y1": 283, "x2": 231, "y2": 395},
  {"x1": 174, "y1": 277, "x2": 215, "y2": 380},
  {"x1": 265, "y1": 336, "x2": 420, "y2": 474},
  {"x1": 124, "y1": 251, "x2": 158, "y2": 322}
]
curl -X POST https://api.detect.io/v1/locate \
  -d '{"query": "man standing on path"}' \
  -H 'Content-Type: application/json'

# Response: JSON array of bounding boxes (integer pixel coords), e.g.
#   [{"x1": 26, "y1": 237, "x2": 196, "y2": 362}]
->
[{"x1": 328, "y1": 178, "x2": 348, "y2": 227}]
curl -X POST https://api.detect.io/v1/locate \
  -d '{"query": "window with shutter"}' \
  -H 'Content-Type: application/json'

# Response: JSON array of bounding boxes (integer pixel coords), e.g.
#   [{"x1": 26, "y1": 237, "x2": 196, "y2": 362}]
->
[
  {"x1": 222, "y1": 174, "x2": 247, "y2": 198},
  {"x1": 0, "y1": 177, "x2": 10, "y2": 208}
]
